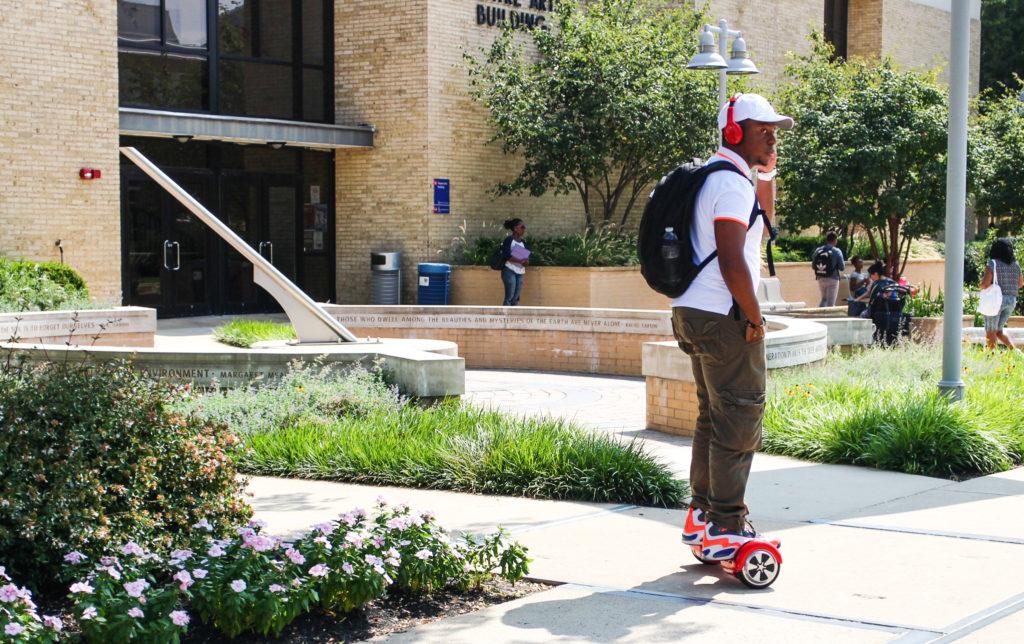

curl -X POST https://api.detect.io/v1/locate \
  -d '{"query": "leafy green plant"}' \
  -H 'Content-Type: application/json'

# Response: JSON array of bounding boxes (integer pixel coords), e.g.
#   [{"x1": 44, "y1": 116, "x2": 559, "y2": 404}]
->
[
  {"x1": 764, "y1": 344, "x2": 1024, "y2": 479},
  {"x1": 0, "y1": 258, "x2": 93, "y2": 313},
  {"x1": 213, "y1": 319, "x2": 297, "y2": 348},
  {"x1": 451, "y1": 230, "x2": 639, "y2": 267},
  {"x1": 0, "y1": 360, "x2": 251, "y2": 589},
  {"x1": 183, "y1": 364, "x2": 687, "y2": 507}
]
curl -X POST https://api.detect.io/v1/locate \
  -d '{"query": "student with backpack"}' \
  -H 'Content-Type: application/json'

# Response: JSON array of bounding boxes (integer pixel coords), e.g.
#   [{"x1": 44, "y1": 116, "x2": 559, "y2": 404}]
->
[
  {"x1": 491, "y1": 218, "x2": 530, "y2": 306},
  {"x1": 811, "y1": 231, "x2": 845, "y2": 307},
  {"x1": 639, "y1": 93, "x2": 793, "y2": 561}
]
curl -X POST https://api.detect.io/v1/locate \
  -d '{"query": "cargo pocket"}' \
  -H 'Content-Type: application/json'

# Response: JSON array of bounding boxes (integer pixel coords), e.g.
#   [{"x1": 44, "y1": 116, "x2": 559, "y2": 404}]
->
[{"x1": 714, "y1": 388, "x2": 766, "y2": 452}]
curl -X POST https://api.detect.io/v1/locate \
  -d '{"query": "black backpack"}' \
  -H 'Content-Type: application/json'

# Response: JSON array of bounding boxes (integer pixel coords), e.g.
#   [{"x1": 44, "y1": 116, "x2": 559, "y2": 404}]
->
[
  {"x1": 812, "y1": 246, "x2": 835, "y2": 278},
  {"x1": 638, "y1": 162, "x2": 773, "y2": 298},
  {"x1": 488, "y1": 239, "x2": 506, "y2": 270}
]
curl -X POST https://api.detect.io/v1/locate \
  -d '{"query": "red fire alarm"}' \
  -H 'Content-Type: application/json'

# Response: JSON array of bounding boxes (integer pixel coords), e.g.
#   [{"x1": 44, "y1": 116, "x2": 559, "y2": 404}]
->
[{"x1": 79, "y1": 168, "x2": 101, "y2": 180}]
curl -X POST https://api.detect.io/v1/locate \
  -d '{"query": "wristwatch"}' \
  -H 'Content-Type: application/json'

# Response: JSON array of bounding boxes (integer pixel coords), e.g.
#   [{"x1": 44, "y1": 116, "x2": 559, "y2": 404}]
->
[
  {"x1": 758, "y1": 169, "x2": 777, "y2": 180},
  {"x1": 746, "y1": 317, "x2": 766, "y2": 330}
]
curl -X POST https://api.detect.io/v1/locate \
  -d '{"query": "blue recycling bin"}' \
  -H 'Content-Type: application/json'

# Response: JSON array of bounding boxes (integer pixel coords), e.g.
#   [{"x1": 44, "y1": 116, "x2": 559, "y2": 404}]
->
[{"x1": 417, "y1": 263, "x2": 451, "y2": 305}]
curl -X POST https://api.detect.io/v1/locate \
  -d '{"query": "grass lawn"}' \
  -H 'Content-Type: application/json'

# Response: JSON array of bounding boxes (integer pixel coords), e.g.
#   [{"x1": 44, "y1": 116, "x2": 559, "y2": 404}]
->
[
  {"x1": 214, "y1": 319, "x2": 297, "y2": 347},
  {"x1": 183, "y1": 363, "x2": 687, "y2": 508},
  {"x1": 765, "y1": 344, "x2": 1024, "y2": 479}
]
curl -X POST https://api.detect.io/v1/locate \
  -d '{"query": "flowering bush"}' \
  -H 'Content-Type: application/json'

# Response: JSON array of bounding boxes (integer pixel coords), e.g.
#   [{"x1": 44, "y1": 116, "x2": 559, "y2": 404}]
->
[
  {"x1": 0, "y1": 567, "x2": 63, "y2": 642},
  {"x1": 0, "y1": 360, "x2": 251, "y2": 589},
  {"x1": 186, "y1": 520, "x2": 318, "y2": 638},
  {"x1": 64, "y1": 544, "x2": 189, "y2": 643},
  {"x1": 58, "y1": 502, "x2": 529, "y2": 641}
]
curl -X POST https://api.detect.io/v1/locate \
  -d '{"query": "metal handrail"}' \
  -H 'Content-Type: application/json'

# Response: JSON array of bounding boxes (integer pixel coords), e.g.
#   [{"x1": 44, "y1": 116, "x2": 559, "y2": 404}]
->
[{"x1": 120, "y1": 146, "x2": 357, "y2": 343}]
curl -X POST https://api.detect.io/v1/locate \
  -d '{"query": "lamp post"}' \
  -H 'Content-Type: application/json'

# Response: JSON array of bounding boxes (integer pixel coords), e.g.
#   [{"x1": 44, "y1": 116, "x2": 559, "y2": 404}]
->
[
  {"x1": 938, "y1": 1, "x2": 969, "y2": 401},
  {"x1": 686, "y1": 19, "x2": 759, "y2": 112}
]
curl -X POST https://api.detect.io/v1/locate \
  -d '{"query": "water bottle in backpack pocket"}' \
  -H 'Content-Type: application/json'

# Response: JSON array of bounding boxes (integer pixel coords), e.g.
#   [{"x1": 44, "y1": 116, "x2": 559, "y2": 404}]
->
[{"x1": 661, "y1": 227, "x2": 681, "y2": 283}]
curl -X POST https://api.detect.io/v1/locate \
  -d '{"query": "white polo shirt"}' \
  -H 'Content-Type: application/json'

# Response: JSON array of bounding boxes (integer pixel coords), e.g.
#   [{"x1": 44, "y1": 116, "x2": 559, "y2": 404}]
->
[{"x1": 671, "y1": 147, "x2": 762, "y2": 315}]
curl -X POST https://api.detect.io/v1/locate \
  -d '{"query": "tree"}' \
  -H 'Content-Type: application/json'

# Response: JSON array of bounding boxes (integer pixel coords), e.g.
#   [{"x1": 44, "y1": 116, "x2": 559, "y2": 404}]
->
[
  {"x1": 974, "y1": 79, "x2": 1024, "y2": 232},
  {"x1": 980, "y1": 0, "x2": 1024, "y2": 93},
  {"x1": 773, "y1": 35, "x2": 951, "y2": 278},
  {"x1": 465, "y1": 0, "x2": 720, "y2": 231}
]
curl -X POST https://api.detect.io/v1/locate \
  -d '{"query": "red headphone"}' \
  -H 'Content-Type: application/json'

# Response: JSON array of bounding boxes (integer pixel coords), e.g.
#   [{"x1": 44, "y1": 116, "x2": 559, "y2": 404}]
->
[{"x1": 723, "y1": 94, "x2": 743, "y2": 145}]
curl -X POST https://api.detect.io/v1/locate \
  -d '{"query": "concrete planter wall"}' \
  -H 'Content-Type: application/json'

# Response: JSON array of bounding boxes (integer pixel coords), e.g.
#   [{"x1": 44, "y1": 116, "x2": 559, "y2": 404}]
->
[
  {"x1": 0, "y1": 307, "x2": 156, "y2": 347},
  {"x1": 449, "y1": 259, "x2": 947, "y2": 310}
]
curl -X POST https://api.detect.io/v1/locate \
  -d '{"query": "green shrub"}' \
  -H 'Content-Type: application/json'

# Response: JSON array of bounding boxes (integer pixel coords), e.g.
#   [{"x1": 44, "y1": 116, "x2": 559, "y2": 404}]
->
[
  {"x1": 213, "y1": 319, "x2": 297, "y2": 348},
  {"x1": 764, "y1": 345, "x2": 1024, "y2": 479},
  {"x1": 0, "y1": 258, "x2": 91, "y2": 313},
  {"x1": 183, "y1": 364, "x2": 687, "y2": 507},
  {"x1": 0, "y1": 360, "x2": 251, "y2": 590},
  {"x1": 452, "y1": 230, "x2": 639, "y2": 267}
]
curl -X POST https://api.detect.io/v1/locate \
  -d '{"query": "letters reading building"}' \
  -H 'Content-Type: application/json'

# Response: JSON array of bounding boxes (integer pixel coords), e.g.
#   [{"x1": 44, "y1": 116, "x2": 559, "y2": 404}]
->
[{"x1": 0, "y1": 1, "x2": 979, "y2": 317}]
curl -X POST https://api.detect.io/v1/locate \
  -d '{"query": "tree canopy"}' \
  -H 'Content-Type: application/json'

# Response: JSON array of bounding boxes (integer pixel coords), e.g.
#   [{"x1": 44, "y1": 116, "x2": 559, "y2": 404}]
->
[
  {"x1": 773, "y1": 35, "x2": 951, "y2": 278},
  {"x1": 980, "y1": 0, "x2": 1024, "y2": 93},
  {"x1": 465, "y1": 0, "x2": 721, "y2": 231},
  {"x1": 973, "y1": 79, "x2": 1024, "y2": 232}
]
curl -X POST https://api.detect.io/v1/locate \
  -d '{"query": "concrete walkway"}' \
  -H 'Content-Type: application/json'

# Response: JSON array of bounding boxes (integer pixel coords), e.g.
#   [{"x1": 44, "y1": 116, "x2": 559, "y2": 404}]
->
[{"x1": 243, "y1": 368, "x2": 1024, "y2": 643}]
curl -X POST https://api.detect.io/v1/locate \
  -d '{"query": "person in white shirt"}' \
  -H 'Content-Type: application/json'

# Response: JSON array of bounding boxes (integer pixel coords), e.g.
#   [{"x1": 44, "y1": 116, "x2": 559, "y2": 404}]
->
[
  {"x1": 675, "y1": 93, "x2": 793, "y2": 561},
  {"x1": 500, "y1": 218, "x2": 529, "y2": 306}
]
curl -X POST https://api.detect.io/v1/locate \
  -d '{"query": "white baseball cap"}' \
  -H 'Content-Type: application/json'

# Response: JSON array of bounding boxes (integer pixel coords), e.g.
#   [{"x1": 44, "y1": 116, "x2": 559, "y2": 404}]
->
[{"x1": 717, "y1": 93, "x2": 794, "y2": 130}]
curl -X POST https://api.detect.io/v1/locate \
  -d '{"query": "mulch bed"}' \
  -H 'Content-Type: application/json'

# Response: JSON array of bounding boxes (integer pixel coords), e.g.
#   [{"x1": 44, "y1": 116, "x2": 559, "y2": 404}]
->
[{"x1": 184, "y1": 579, "x2": 551, "y2": 643}]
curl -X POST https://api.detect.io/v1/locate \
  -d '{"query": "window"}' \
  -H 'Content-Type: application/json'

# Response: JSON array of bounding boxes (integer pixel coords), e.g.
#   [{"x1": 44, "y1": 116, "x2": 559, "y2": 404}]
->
[
  {"x1": 119, "y1": 0, "x2": 331, "y2": 122},
  {"x1": 824, "y1": 0, "x2": 848, "y2": 60}
]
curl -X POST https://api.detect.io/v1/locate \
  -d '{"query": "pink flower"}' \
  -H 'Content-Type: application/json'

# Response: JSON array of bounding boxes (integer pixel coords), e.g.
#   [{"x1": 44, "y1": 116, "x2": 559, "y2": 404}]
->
[
  {"x1": 170, "y1": 610, "x2": 190, "y2": 627},
  {"x1": 230, "y1": 579, "x2": 247, "y2": 593},
  {"x1": 248, "y1": 518, "x2": 268, "y2": 530},
  {"x1": 43, "y1": 615, "x2": 63, "y2": 631},
  {"x1": 342, "y1": 562, "x2": 354, "y2": 574},
  {"x1": 102, "y1": 566, "x2": 122, "y2": 581},
  {"x1": 81, "y1": 606, "x2": 98, "y2": 620},
  {"x1": 123, "y1": 580, "x2": 150, "y2": 598},
  {"x1": 365, "y1": 554, "x2": 384, "y2": 567},
  {"x1": 313, "y1": 535, "x2": 332, "y2": 549},
  {"x1": 268, "y1": 584, "x2": 285, "y2": 593},
  {"x1": 313, "y1": 522, "x2": 335, "y2": 535},
  {"x1": 193, "y1": 518, "x2": 213, "y2": 532},
  {"x1": 0, "y1": 584, "x2": 19, "y2": 602},
  {"x1": 386, "y1": 517, "x2": 409, "y2": 530},
  {"x1": 207, "y1": 544, "x2": 225, "y2": 558},
  {"x1": 69, "y1": 582, "x2": 94, "y2": 594},
  {"x1": 415, "y1": 549, "x2": 433, "y2": 560},
  {"x1": 344, "y1": 532, "x2": 364, "y2": 548},
  {"x1": 174, "y1": 570, "x2": 193, "y2": 590},
  {"x1": 128, "y1": 607, "x2": 144, "y2": 618},
  {"x1": 285, "y1": 549, "x2": 306, "y2": 565},
  {"x1": 100, "y1": 556, "x2": 119, "y2": 567},
  {"x1": 308, "y1": 564, "x2": 329, "y2": 578},
  {"x1": 120, "y1": 542, "x2": 145, "y2": 557},
  {"x1": 192, "y1": 568, "x2": 208, "y2": 579},
  {"x1": 63, "y1": 551, "x2": 87, "y2": 564},
  {"x1": 5, "y1": 623, "x2": 25, "y2": 636},
  {"x1": 170, "y1": 549, "x2": 193, "y2": 562}
]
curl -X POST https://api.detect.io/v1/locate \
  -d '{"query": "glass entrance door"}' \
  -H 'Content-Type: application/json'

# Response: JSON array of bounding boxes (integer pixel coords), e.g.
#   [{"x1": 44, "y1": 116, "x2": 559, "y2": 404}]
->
[
  {"x1": 219, "y1": 174, "x2": 299, "y2": 313},
  {"x1": 122, "y1": 169, "x2": 213, "y2": 317}
]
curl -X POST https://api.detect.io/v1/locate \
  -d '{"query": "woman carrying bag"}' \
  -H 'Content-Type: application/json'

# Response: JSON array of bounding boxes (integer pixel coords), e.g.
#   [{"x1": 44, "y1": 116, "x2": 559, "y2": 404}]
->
[{"x1": 979, "y1": 239, "x2": 1023, "y2": 350}]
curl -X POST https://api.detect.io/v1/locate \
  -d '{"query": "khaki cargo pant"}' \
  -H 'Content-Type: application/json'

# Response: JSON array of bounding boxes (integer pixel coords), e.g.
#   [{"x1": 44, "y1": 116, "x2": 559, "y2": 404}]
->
[{"x1": 671, "y1": 306, "x2": 766, "y2": 532}]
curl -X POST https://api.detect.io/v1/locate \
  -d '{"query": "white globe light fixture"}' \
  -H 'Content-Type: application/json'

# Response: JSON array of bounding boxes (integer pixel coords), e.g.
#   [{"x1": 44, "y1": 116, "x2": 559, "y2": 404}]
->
[
  {"x1": 686, "y1": 19, "x2": 760, "y2": 109},
  {"x1": 686, "y1": 27, "x2": 727, "y2": 70}
]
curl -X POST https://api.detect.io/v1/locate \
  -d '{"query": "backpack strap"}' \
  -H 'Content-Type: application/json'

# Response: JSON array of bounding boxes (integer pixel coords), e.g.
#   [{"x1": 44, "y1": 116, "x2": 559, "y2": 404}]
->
[{"x1": 691, "y1": 163, "x2": 769, "y2": 275}]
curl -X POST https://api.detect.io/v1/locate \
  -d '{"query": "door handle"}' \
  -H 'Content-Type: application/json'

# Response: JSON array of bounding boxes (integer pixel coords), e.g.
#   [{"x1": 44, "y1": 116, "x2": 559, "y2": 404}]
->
[
  {"x1": 259, "y1": 241, "x2": 274, "y2": 264},
  {"x1": 164, "y1": 240, "x2": 181, "y2": 271}
]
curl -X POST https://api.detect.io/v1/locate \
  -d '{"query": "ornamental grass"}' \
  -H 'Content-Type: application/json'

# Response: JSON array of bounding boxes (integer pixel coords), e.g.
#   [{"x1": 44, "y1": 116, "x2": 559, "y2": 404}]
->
[{"x1": 764, "y1": 344, "x2": 1024, "y2": 479}]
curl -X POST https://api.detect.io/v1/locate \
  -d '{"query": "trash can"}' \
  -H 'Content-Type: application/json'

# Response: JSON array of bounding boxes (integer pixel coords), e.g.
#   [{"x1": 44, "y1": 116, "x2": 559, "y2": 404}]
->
[
  {"x1": 417, "y1": 263, "x2": 451, "y2": 305},
  {"x1": 371, "y1": 252, "x2": 401, "y2": 305}
]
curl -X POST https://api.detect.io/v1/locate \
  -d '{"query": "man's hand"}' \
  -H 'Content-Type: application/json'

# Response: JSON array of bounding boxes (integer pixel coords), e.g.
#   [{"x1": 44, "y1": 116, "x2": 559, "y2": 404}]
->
[{"x1": 745, "y1": 320, "x2": 766, "y2": 344}]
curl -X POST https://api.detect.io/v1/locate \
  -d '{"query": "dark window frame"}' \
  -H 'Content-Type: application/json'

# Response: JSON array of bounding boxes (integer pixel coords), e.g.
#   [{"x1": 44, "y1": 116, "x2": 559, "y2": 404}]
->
[{"x1": 118, "y1": 0, "x2": 333, "y2": 123}]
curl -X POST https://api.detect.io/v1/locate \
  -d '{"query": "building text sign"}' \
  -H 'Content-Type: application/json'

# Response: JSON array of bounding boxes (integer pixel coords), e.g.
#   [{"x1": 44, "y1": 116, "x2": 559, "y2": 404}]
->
[{"x1": 476, "y1": 0, "x2": 554, "y2": 30}]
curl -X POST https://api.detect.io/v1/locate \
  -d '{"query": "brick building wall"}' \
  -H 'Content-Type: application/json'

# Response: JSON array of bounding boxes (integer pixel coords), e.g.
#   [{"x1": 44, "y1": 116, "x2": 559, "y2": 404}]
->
[
  {"x1": 0, "y1": 0, "x2": 121, "y2": 301},
  {"x1": 705, "y1": 0, "x2": 824, "y2": 88}
]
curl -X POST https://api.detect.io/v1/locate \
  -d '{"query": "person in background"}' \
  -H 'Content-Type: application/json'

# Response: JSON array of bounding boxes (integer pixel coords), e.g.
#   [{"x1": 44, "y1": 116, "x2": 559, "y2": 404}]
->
[
  {"x1": 811, "y1": 231, "x2": 845, "y2": 307},
  {"x1": 500, "y1": 218, "x2": 529, "y2": 306},
  {"x1": 848, "y1": 256, "x2": 868, "y2": 298},
  {"x1": 980, "y1": 238, "x2": 1023, "y2": 350}
]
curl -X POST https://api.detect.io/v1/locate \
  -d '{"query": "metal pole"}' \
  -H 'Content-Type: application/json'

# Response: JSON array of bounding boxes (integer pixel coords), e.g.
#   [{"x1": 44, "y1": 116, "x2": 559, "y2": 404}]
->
[{"x1": 938, "y1": 1, "x2": 969, "y2": 400}]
